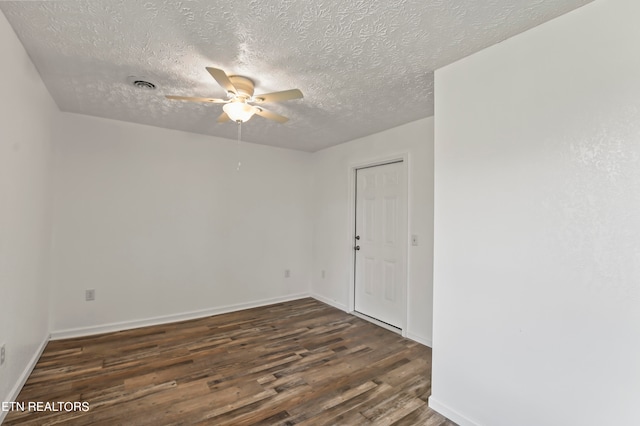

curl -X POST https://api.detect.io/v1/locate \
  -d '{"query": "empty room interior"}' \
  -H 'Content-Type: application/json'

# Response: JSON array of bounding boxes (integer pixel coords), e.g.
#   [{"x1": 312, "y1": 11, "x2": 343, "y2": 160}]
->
[{"x1": 1, "y1": 1, "x2": 639, "y2": 425}]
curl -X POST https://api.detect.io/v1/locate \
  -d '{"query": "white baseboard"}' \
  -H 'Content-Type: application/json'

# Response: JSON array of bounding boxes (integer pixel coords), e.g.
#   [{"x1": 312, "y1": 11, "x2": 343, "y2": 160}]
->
[
  {"x1": 406, "y1": 331, "x2": 432, "y2": 348},
  {"x1": 310, "y1": 293, "x2": 348, "y2": 312},
  {"x1": 50, "y1": 293, "x2": 310, "y2": 340},
  {"x1": 428, "y1": 396, "x2": 482, "y2": 426},
  {"x1": 0, "y1": 334, "x2": 50, "y2": 424},
  {"x1": 311, "y1": 294, "x2": 432, "y2": 347}
]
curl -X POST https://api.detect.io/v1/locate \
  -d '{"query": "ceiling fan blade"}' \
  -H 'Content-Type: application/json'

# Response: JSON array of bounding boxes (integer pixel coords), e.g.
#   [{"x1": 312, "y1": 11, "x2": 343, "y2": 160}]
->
[
  {"x1": 217, "y1": 112, "x2": 231, "y2": 123},
  {"x1": 253, "y1": 89, "x2": 303, "y2": 103},
  {"x1": 206, "y1": 67, "x2": 236, "y2": 94},
  {"x1": 255, "y1": 107, "x2": 289, "y2": 124},
  {"x1": 166, "y1": 95, "x2": 227, "y2": 103}
]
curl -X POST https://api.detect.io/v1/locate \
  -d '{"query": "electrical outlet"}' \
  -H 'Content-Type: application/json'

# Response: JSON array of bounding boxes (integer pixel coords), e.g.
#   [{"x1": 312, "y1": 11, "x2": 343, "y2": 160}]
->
[
  {"x1": 284, "y1": 269, "x2": 290, "y2": 278},
  {"x1": 1, "y1": 344, "x2": 6, "y2": 366},
  {"x1": 85, "y1": 289, "x2": 95, "y2": 301}
]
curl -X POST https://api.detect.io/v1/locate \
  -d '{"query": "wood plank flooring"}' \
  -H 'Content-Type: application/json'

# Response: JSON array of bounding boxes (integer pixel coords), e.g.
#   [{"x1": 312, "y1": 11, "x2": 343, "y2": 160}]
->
[{"x1": 4, "y1": 298, "x2": 456, "y2": 425}]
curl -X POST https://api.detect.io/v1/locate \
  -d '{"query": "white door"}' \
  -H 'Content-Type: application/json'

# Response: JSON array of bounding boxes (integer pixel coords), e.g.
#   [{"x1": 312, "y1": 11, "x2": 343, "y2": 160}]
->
[{"x1": 354, "y1": 161, "x2": 407, "y2": 329}]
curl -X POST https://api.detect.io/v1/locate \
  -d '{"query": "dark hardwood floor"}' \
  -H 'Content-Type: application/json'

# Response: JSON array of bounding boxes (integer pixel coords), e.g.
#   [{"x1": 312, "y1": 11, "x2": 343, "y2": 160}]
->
[{"x1": 4, "y1": 298, "x2": 455, "y2": 425}]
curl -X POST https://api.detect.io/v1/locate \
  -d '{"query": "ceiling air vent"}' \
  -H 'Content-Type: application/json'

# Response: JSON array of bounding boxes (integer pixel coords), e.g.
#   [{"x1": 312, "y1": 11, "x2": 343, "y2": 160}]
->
[
  {"x1": 133, "y1": 80, "x2": 156, "y2": 89},
  {"x1": 127, "y1": 75, "x2": 156, "y2": 90}
]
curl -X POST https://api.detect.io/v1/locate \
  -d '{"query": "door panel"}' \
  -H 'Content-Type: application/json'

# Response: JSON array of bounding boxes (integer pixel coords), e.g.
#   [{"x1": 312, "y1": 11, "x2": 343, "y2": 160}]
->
[
  {"x1": 364, "y1": 257, "x2": 375, "y2": 295},
  {"x1": 383, "y1": 197, "x2": 397, "y2": 244},
  {"x1": 354, "y1": 161, "x2": 407, "y2": 329},
  {"x1": 383, "y1": 260, "x2": 396, "y2": 301}
]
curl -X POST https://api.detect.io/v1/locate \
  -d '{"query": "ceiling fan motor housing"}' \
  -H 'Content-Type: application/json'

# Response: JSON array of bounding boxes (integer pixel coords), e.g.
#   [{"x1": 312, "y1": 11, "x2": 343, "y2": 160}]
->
[{"x1": 228, "y1": 75, "x2": 255, "y2": 99}]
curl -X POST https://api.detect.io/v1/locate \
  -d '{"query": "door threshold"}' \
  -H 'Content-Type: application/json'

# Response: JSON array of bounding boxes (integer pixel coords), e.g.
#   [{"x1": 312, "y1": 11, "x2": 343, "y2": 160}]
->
[{"x1": 352, "y1": 311, "x2": 402, "y2": 335}]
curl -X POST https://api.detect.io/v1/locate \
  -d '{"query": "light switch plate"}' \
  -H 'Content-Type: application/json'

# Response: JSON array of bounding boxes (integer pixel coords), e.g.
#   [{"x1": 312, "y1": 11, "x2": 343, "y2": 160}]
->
[{"x1": 86, "y1": 289, "x2": 95, "y2": 301}]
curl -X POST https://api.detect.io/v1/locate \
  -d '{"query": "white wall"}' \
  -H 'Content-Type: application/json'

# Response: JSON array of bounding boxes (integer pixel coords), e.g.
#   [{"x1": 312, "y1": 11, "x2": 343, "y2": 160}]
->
[
  {"x1": 432, "y1": 1, "x2": 640, "y2": 425},
  {"x1": 50, "y1": 113, "x2": 313, "y2": 335},
  {"x1": 0, "y1": 9, "x2": 55, "y2": 412},
  {"x1": 311, "y1": 117, "x2": 434, "y2": 345}
]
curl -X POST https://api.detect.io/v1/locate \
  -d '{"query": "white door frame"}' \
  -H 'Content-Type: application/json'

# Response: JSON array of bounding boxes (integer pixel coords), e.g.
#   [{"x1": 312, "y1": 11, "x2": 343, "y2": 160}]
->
[{"x1": 347, "y1": 152, "x2": 410, "y2": 336}]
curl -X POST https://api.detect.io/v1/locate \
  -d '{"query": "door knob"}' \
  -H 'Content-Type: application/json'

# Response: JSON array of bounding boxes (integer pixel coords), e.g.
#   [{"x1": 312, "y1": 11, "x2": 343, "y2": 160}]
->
[{"x1": 354, "y1": 245, "x2": 360, "y2": 251}]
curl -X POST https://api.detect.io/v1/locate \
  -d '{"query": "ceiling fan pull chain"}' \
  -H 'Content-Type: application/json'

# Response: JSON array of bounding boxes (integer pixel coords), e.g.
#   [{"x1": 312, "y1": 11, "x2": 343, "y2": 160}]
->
[{"x1": 236, "y1": 121, "x2": 242, "y2": 172}]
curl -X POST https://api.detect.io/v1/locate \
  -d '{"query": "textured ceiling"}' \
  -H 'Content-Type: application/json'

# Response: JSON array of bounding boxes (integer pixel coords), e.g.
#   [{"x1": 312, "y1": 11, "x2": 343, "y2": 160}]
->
[{"x1": 1, "y1": 0, "x2": 592, "y2": 152}]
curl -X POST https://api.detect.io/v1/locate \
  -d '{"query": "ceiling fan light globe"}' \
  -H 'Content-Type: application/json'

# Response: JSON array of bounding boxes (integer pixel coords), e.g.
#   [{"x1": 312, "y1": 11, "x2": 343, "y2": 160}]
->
[{"x1": 223, "y1": 102, "x2": 258, "y2": 123}]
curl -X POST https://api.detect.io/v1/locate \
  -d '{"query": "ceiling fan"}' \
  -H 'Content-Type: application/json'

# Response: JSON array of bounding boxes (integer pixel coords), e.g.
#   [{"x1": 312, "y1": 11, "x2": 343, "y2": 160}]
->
[{"x1": 166, "y1": 67, "x2": 303, "y2": 124}]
